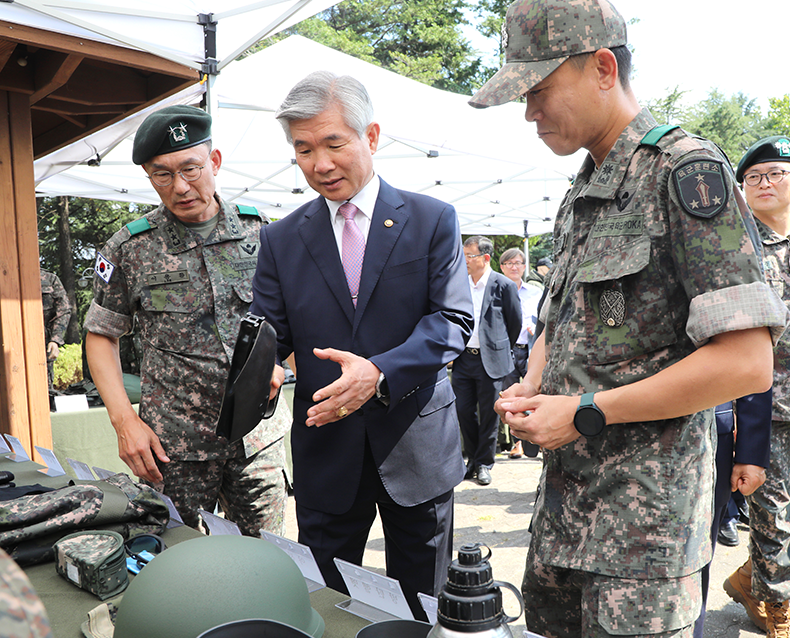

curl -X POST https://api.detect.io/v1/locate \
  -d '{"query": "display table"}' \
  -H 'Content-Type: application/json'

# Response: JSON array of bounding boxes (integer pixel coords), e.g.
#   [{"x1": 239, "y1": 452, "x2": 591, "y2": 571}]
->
[
  {"x1": 48, "y1": 384, "x2": 296, "y2": 480},
  {"x1": 50, "y1": 406, "x2": 130, "y2": 477},
  {"x1": 5, "y1": 453, "x2": 367, "y2": 638}
]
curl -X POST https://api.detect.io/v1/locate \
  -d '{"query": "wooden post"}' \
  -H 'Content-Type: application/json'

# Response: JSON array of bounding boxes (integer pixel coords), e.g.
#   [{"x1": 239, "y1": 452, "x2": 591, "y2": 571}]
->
[{"x1": 0, "y1": 90, "x2": 51, "y2": 460}]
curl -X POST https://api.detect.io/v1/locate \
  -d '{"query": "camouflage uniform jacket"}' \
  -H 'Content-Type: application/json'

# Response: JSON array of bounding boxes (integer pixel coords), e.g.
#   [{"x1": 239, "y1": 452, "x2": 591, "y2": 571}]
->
[
  {"x1": 0, "y1": 548, "x2": 52, "y2": 638},
  {"x1": 40, "y1": 269, "x2": 70, "y2": 346},
  {"x1": 534, "y1": 109, "x2": 788, "y2": 580},
  {"x1": 85, "y1": 198, "x2": 286, "y2": 461},
  {"x1": 756, "y1": 217, "x2": 790, "y2": 421}
]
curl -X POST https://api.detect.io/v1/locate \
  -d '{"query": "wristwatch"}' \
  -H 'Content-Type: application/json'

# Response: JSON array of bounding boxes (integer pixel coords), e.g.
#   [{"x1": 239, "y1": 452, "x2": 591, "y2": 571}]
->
[
  {"x1": 375, "y1": 372, "x2": 390, "y2": 406},
  {"x1": 574, "y1": 392, "x2": 606, "y2": 437}
]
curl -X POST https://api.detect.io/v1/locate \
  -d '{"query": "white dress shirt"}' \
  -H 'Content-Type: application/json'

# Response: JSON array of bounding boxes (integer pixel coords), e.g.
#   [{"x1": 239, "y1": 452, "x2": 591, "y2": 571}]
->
[
  {"x1": 466, "y1": 266, "x2": 492, "y2": 349},
  {"x1": 326, "y1": 174, "x2": 381, "y2": 253}
]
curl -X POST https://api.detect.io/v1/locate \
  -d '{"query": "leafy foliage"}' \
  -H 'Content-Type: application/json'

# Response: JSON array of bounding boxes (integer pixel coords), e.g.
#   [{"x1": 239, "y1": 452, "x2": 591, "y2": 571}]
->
[
  {"x1": 679, "y1": 90, "x2": 775, "y2": 166},
  {"x1": 462, "y1": 233, "x2": 553, "y2": 273},
  {"x1": 37, "y1": 197, "x2": 154, "y2": 328},
  {"x1": 53, "y1": 343, "x2": 83, "y2": 389},
  {"x1": 766, "y1": 94, "x2": 790, "y2": 135},
  {"x1": 242, "y1": 0, "x2": 508, "y2": 93}
]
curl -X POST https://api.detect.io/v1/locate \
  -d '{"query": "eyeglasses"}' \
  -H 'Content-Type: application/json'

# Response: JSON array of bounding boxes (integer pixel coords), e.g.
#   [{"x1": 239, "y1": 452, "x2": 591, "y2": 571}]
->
[
  {"x1": 464, "y1": 254, "x2": 484, "y2": 260},
  {"x1": 743, "y1": 170, "x2": 790, "y2": 187},
  {"x1": 125, "y1": 534, "x2": 166, "y2": 573},
  {"x1": 147, "y1": 164, "x2": 205, "y2": 187},
  {"x1": 502, "y1": 261, "x2": 525, "y2": 267}
]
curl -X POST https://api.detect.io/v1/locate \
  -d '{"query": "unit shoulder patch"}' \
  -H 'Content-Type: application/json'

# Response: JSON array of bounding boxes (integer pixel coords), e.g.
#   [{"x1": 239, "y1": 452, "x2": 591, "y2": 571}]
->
[{"x1": 672, "y1": 159, "x2": 729, "y2": 219}]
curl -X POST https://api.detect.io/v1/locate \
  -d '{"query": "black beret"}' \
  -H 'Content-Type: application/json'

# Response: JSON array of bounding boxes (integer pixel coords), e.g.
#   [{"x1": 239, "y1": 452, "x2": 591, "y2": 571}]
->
[
  {"x1": 536, "y1": 257, "x2": 553, "y2": 268},
  {"x1": 132, "y1": 105, "x2": 212, "y2": 165},
  {"x1": 736, "y1": 135, "x2": 790, "y2": 183}
]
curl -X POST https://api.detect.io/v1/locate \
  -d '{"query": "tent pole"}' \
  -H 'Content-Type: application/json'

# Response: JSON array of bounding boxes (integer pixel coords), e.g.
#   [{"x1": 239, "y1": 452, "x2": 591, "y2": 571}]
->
[{"x1": 523, "y1": 220, "x2": 529, "y2": 271}]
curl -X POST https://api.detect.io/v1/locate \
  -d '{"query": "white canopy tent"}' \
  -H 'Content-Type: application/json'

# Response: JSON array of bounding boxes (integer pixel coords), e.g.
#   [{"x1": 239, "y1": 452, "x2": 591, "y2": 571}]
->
[
  {"x1": 0, "y1": 1, "x2": 338, "y2": 448},
  {"x1": 35, "y1": 35, "x2": 585, "y2": 236},
  {"x1": 0, "y1": 0, "x2": 341, "y2": 74}
]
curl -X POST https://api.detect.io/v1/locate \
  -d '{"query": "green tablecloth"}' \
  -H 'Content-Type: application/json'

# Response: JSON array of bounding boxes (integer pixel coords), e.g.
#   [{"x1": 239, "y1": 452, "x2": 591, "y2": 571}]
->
[
  {"x1": 49, "y1": 384, "x2": 296, "y2": 480},
  {"x1": 4, "y1": 453, "x2": 367, "y2": 638}
]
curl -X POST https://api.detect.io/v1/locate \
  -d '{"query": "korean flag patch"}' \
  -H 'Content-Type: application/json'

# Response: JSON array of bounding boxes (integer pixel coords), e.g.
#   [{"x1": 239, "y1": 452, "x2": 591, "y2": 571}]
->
[{"x1": 95, "y1": 253, "x2": 115, "y2": 283}]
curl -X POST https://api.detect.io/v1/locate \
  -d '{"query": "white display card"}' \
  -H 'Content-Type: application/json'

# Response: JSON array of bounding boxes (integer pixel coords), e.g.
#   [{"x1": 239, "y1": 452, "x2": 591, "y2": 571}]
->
[
  {"x1": 3, "y1": 435, "x2": 30, "y2": 462},
  {"x1": 34, "y1": 446, "x2": 66, "y2": 476},
  {"x1": 334, "y1": 558, "x2": 414, "y2": 622},
  {"x1": 417, "y1": 593, "x2": 438, "y2": 626},
  {"x1": 199, "y1": 509, "x2": 242, "y2": 536},
  {"x1": 260, "y1": 531, "x2": 326, "y2": 593},
  {"x1": 91, "y1": 466, "x2": 117, "y2": 480},
  {"x1": 67, "y1": 458, "x2": 95, "y2": 480}
]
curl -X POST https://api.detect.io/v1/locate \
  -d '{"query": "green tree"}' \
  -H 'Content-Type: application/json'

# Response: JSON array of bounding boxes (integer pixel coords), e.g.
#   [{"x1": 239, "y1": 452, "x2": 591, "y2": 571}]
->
[
  {"x1": 680, "y1": 90, "x2": 770, "y2": 165},
  {"x1": 645, "y1": 86, "x2": 688, "y2": 126},
  {"x1": 766, "y1": 94, "x2": 790, "y2": 134},
  {"x1": 462, "y1": 233, "x2": 552, "y2": 273},
  {"x1": 244, "y1": 0, "x2": 493, "y2": 93},
  {"x1": 37, "y1": 197, "x2": 152, "y2": 331}
]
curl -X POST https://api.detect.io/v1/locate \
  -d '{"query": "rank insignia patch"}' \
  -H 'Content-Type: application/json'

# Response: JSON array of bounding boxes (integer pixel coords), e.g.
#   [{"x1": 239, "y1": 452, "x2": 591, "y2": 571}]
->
[
  {"x1": 95, "y1": 253, "x2": 115, "y2": 283},
  {"x1": 168, "y1": 122, "x2": 189, "y2": 147},
  {"x1": 673, "y1": 159, "x2": 729, "y2": 218}
]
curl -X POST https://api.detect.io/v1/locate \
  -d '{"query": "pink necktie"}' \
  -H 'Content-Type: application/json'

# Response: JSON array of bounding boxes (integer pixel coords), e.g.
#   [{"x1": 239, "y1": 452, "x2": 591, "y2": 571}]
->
[{"x1": 339, "y1": 201, "x2": 365, "y2": 306}]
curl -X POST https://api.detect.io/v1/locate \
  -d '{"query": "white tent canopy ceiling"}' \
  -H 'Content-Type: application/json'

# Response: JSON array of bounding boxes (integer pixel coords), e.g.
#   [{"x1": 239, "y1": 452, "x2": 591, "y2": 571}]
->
[
  {"x1": 35, "y1": 34, "x2": 584, "y2": 236},
  {"x1": 0, "y1": 0, "x2": 339, "y2": 158},
  {"x1": 0, "y1": 0, "x2": 339, "y2": 450},
  {"x1": 1, "y1": 0, "x2": 341, "y2": 73}
]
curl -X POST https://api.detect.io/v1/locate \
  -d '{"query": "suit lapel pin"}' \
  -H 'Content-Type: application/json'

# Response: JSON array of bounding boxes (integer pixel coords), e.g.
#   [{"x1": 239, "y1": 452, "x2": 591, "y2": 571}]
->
[{"x1": 384, "y1": 219, "x2": 394, "y2": 227}]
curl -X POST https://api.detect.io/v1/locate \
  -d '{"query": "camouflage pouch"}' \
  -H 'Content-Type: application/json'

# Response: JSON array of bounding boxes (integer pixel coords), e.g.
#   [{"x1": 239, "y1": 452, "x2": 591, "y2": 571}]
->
[{"x1": 55, "y1": 530, "x2": 128, "y2": 600}]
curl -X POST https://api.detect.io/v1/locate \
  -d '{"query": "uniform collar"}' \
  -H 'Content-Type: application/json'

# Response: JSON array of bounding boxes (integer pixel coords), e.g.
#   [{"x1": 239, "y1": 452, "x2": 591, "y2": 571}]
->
[
  {"x1": 755, "y1": 215, "x2": 790, "y2": 246},
  {"x1": 578, "y1": 108, "x2": 658, "y2": 201},
  {"x1": 158, "y1": 196, "x2": 244, "y2": 252}
]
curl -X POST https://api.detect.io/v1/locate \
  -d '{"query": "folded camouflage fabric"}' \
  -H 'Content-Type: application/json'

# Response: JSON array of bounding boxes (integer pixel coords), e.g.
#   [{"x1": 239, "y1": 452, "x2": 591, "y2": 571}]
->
[
  {"x1": 81, "y1": 602, "x2": 119, "y2": 638},
  {"x1": 0, "y1": 473, "x2": 169, "y2": 566},
  {"x1": 55, "y1": 530, "x2": 128, "y2": 600}
]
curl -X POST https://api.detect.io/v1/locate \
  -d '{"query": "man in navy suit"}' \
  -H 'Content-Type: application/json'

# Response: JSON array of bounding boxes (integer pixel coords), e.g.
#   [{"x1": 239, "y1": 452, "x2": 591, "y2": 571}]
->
[
  {"x1": 693, "y1": 393, "x2": 771, "y2": 638},
  {"x1": 250, "y1": 70, "x2": 473, "y2": 619},
  {"x1": 452, "y1": 236, "x2": 521, "y2": 486}
]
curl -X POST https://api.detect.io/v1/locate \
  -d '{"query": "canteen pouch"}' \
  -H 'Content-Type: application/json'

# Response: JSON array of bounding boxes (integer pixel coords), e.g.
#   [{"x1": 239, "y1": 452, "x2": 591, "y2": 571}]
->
[{"x1": 55, "y1": 530, "x2": 128, "y2": 600}]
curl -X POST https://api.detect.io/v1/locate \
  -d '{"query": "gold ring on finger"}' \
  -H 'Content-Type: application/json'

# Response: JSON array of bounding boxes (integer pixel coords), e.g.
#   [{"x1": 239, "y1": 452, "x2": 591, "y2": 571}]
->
[{"x1": 337, "y1": 406, "x2": 349, "y2": 418}]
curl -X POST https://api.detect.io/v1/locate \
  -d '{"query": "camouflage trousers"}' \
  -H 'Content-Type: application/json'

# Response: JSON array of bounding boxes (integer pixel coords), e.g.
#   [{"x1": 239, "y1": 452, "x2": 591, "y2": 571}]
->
[
  {"x1": 522, "y1": 543, "x2": 701, "y2": 638},
  {"x1": 748, "y1": 421, "x2": 790, "y2": 602},
  {"x1": 0, "y1": 548, "x2": 53, "y2": 638},
  {"x1": 150, "y1": 437, "x2": 287, "y2": 537}
]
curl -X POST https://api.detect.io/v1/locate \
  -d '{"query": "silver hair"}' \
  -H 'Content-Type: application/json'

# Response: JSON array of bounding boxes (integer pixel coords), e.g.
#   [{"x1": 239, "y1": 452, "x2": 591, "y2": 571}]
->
[
  {"x1": 500, "y1": 248, "x2": 525, "y2": 264},
  {"x1": 464, "y1": 235, "x2": 493, "y2": 256},
  {"x1": 276, "y1": 70, "x2": 374, "y2": 144}
]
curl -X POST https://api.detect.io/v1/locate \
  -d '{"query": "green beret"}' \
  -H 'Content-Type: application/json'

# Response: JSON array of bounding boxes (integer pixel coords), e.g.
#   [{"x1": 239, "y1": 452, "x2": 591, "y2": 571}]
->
[
  {"x1": 132, "y1": 105, "x2": 212, "y2": 165},
  {"x1": 736, "y1": 135, "x2": 790, "y2": 183}
]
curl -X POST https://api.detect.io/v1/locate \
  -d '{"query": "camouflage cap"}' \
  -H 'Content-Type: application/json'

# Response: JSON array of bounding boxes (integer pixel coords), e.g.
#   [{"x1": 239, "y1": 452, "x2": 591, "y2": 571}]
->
[
  {"x1": 736, "y1": 136, "x2": 790, "y2": 183},
  {"x1": 132, "y1": 105, "x2": 211, "y2": 165},
  {"x1": 469, "y1": 0, "x2": 627, "y2": 109}
]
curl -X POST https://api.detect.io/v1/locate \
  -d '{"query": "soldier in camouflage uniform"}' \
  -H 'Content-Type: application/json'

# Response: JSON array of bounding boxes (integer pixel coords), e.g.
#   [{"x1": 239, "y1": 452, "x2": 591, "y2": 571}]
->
[
  {"x1": 471, "y1": 1, "x2": 789, "y2": 636},
  {"x1": 0, "y1": 548, "x2": 52, "y2": 638},
  {"x1": 85, "y1": 105, "x2": 289, "y2": 536},
  {"x1": 724, "y1": 136, "x2": 790, "y2": 638},
  {"x1": 40, "y1": 268, "x2": 71, "y2": 390}
]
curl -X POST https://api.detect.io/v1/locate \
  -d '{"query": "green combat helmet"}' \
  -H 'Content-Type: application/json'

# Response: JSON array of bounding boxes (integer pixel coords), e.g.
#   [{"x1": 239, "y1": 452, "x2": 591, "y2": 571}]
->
[{"x1": 113, "y1": 535, "x2": 325, "y2": 638}]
